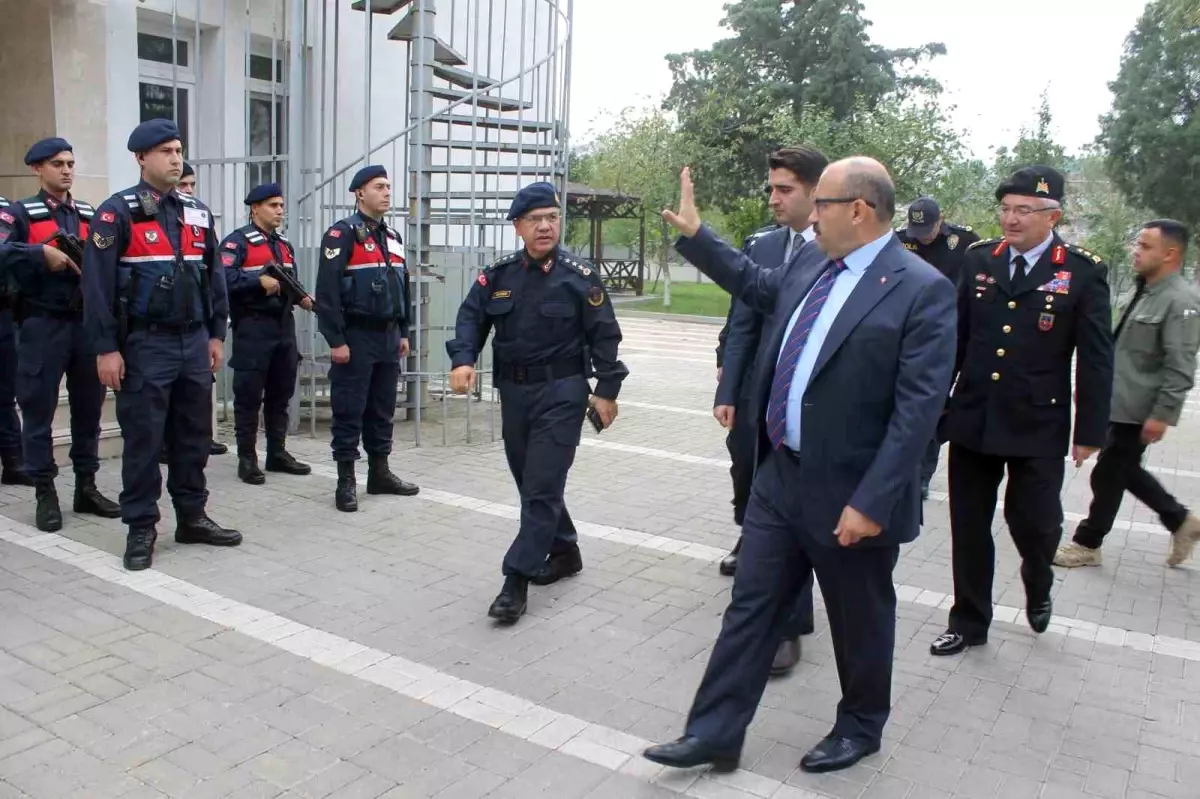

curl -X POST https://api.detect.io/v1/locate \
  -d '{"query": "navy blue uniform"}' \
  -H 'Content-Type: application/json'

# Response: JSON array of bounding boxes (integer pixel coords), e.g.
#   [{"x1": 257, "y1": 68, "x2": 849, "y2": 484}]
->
[
  {"x1": 221, "y1": 224, "x2": 303, "y2": 457},
  {"x1": 447, "y1": 247, "x2": 628, "y2": 578},
  {"x1": 0, "y1": 196, "x2": 30, "y2": 475},
  {"x1": 315, "y1": 212, "x2": 408, "y2": 463},
  {"x1": 82, "y1": 183, "x2": 228, "y2": 527},
  {"x1": 0, "y1": 191, "x2": 105, "y2": 483}
]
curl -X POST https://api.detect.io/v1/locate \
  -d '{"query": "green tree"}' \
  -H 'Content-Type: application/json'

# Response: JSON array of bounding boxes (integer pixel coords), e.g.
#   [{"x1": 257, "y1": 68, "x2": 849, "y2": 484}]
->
[
  {"x1": 993, "y1": 93, "x2": 1070, "y2": 177},
  {"x1": 1097, "y1": 0, "x2": 1200, "y2": 231},
  {"x1": 1069, "y1": 152, "x2": 1148, "y2": 305}
]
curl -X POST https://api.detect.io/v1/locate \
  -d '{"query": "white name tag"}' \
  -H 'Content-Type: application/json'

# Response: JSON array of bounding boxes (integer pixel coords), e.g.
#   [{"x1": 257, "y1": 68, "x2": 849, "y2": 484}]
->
[
  {"x1": 183, "y1": 207, "x2": 210, "y2": 228},
  {"x1": 387, "y1": 237, "x2": 404, "y2": 256}
]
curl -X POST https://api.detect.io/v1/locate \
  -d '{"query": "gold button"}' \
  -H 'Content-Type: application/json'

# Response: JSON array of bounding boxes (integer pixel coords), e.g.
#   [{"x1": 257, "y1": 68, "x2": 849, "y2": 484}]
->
[
  {"x1": 996, "y1": 349, "x2": 1005, "y2": 357},
  {"x1": 991, "y1": 372, "x2": 1000, "y2": 382},
  {"x1": 1008, "y1": 301, "x2": 1017, "y2": 310},
  {"x1": 1046, "y1": 295, "x2": 1054, "y2": 303},
  {"x1": 1003, "y1": 325, "x2": 1012, "y2": 334}
]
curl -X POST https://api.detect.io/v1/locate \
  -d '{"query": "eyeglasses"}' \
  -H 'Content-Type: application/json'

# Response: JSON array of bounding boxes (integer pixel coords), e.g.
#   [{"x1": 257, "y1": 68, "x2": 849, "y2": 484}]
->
[
  {"x1": 998, "y1": 205, "x2": 1058, "y2": 219},
  {"x1": 522, "y1": 211, "x2": 561, "y2": 225},
  {"x1": 813, "y1": 197, "x2": 876, "y2": 209}
]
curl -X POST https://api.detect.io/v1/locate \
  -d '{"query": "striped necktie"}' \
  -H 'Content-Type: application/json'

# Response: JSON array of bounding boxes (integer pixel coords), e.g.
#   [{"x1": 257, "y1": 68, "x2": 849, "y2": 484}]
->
[{"x1": 765, "y1": 259, "x2": 847, "y2": 450}]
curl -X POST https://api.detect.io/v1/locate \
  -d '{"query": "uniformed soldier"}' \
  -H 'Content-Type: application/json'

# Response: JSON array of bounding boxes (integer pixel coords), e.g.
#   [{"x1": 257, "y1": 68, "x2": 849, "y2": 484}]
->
[
  {"x1": 1054, "y1": 220, "x2": 1200, "y2": 568},
  {"x1": 931, "y1": 166, "x2": 1113, "y2": 656},
  {"x1": 83, "y1": 118, "x2": 241, "y2": 571},
  {"x1": 222, "y1": 183, "x2": 312, "y2": 484},
  {"x1": 446, "y1": 181, "x2": 628, "y2": 624},
  {"x1": 896, "y1": 195, "x2": 980, "y2": 498},
  {"x1": 315, "y1": 165, "x2": 419, "y2": 511},
  {"x1": 1, "y1": 138, "x2": 121, "y2": 531},
  {"x1": 0, "y1": 196, "x2": 33, "y2": 486},
  {"x1": 177, "y1": 162, "x2": 197, "y2": 197}
]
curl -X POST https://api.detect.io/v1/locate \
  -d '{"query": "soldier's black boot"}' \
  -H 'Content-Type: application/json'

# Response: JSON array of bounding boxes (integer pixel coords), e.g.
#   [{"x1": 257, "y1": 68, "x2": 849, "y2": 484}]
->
[
  {"x1": 174, "y1": 513, "x2": 242, "y2": 546},
  {"x1": 123, "y1": 526, "x2": 157, "y2": 571},
  {"x1": 487, "y1": 575, "x2": 528, "y2": 624},
  {"x1": 264, "y1": 443, "x2": 311, "y2": 476},
  {"x1": 0, "y1": 453, "x2": 33, "y2": 486},
  {"x1": 336, "y1": 461, "x2": 358, "y2": 512},
  {"x1": 237, "y1": 454, "x2": 265, "y2": 485},
  {"x1": 530, "y1": 547, "x2": 584, "y2": 586},
  {"x1": 365, "y1": 455, "x2": 420, "y2": 496},
  {"x1": 34, "y1": 481, "x2": 63, "y2": 532},
  {"x1": 73, "y1": 473, "x2": 120, "y2": 518},
  {"x1": 210, "y1": 441, "x2": 228, "y2": 456}
]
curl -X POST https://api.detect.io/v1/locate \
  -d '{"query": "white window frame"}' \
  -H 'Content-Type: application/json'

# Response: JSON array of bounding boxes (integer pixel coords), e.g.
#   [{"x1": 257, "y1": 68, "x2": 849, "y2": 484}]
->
[
  {"x1": 245, "y1": 37, "x2": 290, "y2": 187},
  {"x1": 136, "y1": 22, "x2": 196, "y2": 155}
]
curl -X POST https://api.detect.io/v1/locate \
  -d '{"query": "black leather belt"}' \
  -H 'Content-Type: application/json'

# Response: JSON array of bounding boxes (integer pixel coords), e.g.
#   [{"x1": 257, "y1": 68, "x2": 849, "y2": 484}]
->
[
  {"x1": 495, "y1": 358, "x2": 583, "y2": 385},
  {"x1": 129, "y1": 319, "x2": 204, "y2": 334},
  {"x1": 345, "y1": 316, "x2": 397, "y2": 332}
]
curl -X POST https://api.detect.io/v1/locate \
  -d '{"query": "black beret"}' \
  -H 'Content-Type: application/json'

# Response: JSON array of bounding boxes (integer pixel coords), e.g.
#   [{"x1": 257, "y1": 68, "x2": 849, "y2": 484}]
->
[
  {"x1": 995, "y1": 165, "x2": 1065, "y2": 203},
  {"x1": 181, "y1": 162, "x2": 195, "y2": 178},
  {"x1": 127, "y1": 118, "x2": 182, "y2": 153},
  {"x1": 349, "y1": 165, "x2": 388, "y2": 192},
  {"x1": 507, "y1": 181, "x2": 559, "y2": 221},
  {"x1": 24, "y1": 137, "x2": 72, "y2": 166},
  {"x1": 244, "y1": 183, "x2": 282, "y2": 205}
]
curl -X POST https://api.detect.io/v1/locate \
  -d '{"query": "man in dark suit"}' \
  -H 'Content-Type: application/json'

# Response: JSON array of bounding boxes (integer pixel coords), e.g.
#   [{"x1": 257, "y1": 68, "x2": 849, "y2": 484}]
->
[
  {"x1": 931, "y1": 166, "x2": 1114, "y2": 656},
  {"x1": 713, "y1": 147, "x2": 828, "y2": 676},
  {"x1": 644, "y1": 158, "x2": 957, "y2": 774}
]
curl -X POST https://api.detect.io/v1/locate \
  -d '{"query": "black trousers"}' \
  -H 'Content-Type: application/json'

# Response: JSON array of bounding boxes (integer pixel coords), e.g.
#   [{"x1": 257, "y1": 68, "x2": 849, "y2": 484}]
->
[
  {"x1": 685, "y1": 449, "x2": 899, "y2": 750},
  {"x1": 920, "y1": 436, "x2": 941, "y2": 488},
  {"x1": 947, "y1": 443, "x2": 1064, "y2": 640},
  {"x1": 1074, "y1": 422, "x2": 1189, "y2": 547}
]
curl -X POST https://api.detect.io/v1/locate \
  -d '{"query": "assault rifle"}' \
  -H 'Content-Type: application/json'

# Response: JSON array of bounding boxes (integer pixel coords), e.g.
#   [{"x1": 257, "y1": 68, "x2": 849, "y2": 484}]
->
[
  {"x1": 263, "y1": 262, "x2": 314, "y2": 310},
  {"x1": 41, "y1": 230, "x2": 86, "y2": 310}
]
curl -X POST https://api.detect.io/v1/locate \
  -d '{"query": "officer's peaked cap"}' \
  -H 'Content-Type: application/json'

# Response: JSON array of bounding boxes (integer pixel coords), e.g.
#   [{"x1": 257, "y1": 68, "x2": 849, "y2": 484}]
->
[
  {"x1": 349, "y1": 165, "x2": 388, "y2": 192},
  {"x1": 507, "y1": 181, "x2": 560, "y2": 221},
  {"x1": 24, "y1": 137, "x2": 72, "y2": 166},
  {"x1": 245, "y1": 183, "x2": 283, "y2": 205},
  {"x1": 995, "y1": 165, "x2": 1065, "y2": 204},
  {"x1": 127, "y1": 119, "x2": 182, "y2": 153}
]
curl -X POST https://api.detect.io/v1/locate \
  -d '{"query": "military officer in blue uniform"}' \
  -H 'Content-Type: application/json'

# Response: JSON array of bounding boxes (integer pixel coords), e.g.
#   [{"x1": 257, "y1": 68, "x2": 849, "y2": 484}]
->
[
  {"x1": 0, "y1": 196, "x2": 33, "y2": 487},
  {"x1": 315, "y1": 165, "x2": 419, "y2": 512},
  {"x1": 82, "y1": 119, "x2": 241, "y2": 571},
  {"x1": 222, "y1": 182, "x2": 312, "y2": 484},
  {"x1": 447, "y1": 182, "x2": 629, "y2": 624},
  {"x1": 0, "y1": 137, "x2": 120, "y2": 531}
]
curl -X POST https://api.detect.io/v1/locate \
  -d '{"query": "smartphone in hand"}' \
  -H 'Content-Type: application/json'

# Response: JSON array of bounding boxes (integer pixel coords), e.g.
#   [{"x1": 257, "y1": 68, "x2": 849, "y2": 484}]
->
[{"x1": 586, "y1": 405, "x2": 604, "y2": 434}]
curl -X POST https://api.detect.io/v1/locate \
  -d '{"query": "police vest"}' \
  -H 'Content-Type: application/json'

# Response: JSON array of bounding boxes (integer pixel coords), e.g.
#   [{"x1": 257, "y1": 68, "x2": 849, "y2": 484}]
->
[
  {"x1": 232, "y1": 225, "x2": 296, "y2": 318},
  {"x1": 339, "y1": 223, "x2": 406, "y2": 321},
  {"x1": 13, "y1": 196, "x2": 94, "y2": 314},
  {"x1": 20, "y1": 196, "x2": 92, "y2": 245},
  {"x1": 117, "y1": 193, "x2": 208, "y2": 324}
]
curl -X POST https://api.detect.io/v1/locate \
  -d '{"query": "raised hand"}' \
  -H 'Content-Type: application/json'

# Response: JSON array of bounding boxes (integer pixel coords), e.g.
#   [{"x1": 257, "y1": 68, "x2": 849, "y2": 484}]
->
[{"x1": 661, "y1": 167, "x2": 702, "y2": 238}]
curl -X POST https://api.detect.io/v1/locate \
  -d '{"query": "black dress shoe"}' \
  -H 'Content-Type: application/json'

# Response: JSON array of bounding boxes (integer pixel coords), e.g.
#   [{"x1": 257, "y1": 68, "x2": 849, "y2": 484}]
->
[
  {"x1": 123, "y1": 526, "x2": 157, "y2": 571},
  {"x1": 1026, "y1": 599, "x2": 1053, "y2": 634},
  {"x1": 719, "y1": 537, "x2": 742, "y2": 577},
  {"x1": 770, "y1": 637, "x2": 800, "y2": 677},
  {"x1": 929, "y1": 630, "x2": 986, "y2": 656},
  {"x1": 237, "y1": 456, "x2": 266, "y2": 485},
  {"x1": 0, "y1": 455, "x2": 33, "y2": 486},
  {"x1": 365, "y1": 456, "x2": 420, "y2": 496},
  {"x1": 487, "y1": 575, "x2": 528, "y2": 623},
  {"x1": 264, "y1": 449, "x2": 311, "y2": 475},
  {"x1": 799, "y1": 735, "x2": 879, "y2": 773},
  {"x1": 210, "y1": 441, "x2": 228, "y2": 456},
  {"x1": 643, "y1": 736, "x2": 739, "y2": 772},
  {"x1": 530, "y1": 548, "x2": 583, "y2": 586},
  {"x1": 34, "y1": 482, "x2": 63, "y2": 532},
  {"x1": 73, "y1": 474, "x2": 121, "y2": 518},
  {"x1": 175, "y1": 514, "x2": 242, "y2": 546}
]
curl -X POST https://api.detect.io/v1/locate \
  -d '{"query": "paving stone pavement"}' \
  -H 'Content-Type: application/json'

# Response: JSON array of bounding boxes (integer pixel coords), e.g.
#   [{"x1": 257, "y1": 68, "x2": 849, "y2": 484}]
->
[{"x1": 1, "y1": 314, "x2": 1199, "y2": 798}]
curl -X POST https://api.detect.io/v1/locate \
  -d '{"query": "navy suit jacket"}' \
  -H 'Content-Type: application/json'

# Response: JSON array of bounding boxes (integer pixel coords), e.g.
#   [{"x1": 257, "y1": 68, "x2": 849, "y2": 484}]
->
[
  {"x1": 677, "y1": 225, "x2": 957, "y2": 547},
  {"x1": 714, "y1": 227, "x2": 795, "y2": 407}
]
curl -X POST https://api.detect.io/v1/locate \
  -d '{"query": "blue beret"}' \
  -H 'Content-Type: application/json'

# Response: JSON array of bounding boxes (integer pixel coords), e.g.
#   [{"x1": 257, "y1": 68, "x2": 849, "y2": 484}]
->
[
  {"x1": 349, "y1": 165, "x2": 388, "y2": 192},
  {"x1": 245, "y1": 183, "x2": 282, "y2": 205},
  {"x1": 507, "y1": 181, "x2": 559, "y2": 221},
  {"x1": 181, "y1": 162, "x2": 194, "y2": 178},
  {"x1": 24, "y1": 137, "x2": 72, "y2": 166},
  {"x1": 127, "y1": 118, "x2": 182, "y2": 153}
]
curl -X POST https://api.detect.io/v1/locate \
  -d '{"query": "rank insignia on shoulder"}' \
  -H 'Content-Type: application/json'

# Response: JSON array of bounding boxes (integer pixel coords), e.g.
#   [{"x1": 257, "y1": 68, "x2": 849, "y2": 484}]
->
[
  {"x1": 587, "y1": 285, "x2": 605, "y2": 307},
  {"x1": 968, "y1": 238, "x2": 997, "y2": 251},
  {"x1": 324, "y1": 247, "x2": 340, "y2": 259},
  {"x1": 946, "y1": 234, "x2": 959, "y2": 250},
  {"x1": 491, "y1": 290, "x2": 511, "y2": 299},
  {"x1": 92, "y1": 232, "x2": 114, "y2": 250}
]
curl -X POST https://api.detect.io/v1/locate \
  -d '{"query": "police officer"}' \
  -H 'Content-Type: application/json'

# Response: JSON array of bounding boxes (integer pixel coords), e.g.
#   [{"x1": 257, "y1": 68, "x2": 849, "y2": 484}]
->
[
  {"x1": 222, "y1": 183, "x2": 312, "y2": 484},
  {"x1": 896, "y1": 196, "x2": 980, "y2": 498},
  {"x1": 177, "y1": 162, "x2": 197, "y2": 197},
  {"x1": 932, "y1": 166, "x2": 1113, "y2": 656},
  {"x1": 1, "y1": 138, "x2": 121, "y2": 531},
  {"x1": 0, "y1": 197, "x2": 33, "y2": 486},
  {"x1": 315, "y1": 165, "x2": 419, "y2": 511},
  {"x1": 83, "y1": 118, "x2": 241, "y2": 571},
  {"x1": 447, "y1": 181, "x2": 628, "y2": 624}
]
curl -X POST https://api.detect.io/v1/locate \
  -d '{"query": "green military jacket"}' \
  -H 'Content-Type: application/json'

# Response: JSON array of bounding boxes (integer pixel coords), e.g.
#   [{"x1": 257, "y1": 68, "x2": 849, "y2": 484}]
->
[{"x1": 1113, "y1": 272, "x2": 1200, "y2": 426}]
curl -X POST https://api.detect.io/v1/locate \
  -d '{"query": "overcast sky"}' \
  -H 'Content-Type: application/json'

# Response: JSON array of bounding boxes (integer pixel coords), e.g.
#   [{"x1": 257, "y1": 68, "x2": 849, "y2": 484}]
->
[{"x1": 570, "y1": 0, "x2": 1149, "y2": 158}]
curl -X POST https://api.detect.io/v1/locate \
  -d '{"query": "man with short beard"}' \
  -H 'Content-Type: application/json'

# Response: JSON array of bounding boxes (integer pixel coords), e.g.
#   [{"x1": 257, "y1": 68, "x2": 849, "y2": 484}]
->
[
  {"x1": 0, "y1": 137, "x2": 120, "y2": 531},
  {"x1": 83, "y1": 118, "x2": 241, "y2": 571}
]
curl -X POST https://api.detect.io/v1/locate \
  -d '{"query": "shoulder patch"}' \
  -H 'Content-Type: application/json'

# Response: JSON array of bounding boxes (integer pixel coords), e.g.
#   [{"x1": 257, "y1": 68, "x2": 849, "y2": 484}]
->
[
  {"x1": 492, "y1": 251, "x2": 521, "y2": 268},
  {"x1": 968, "y1": 237, "x2": 1000, "y2": 251},
  {"x1": 561, "y1": 254, "x2": 595, "y2": 278},
  {"x1": 1066, "y1": 243, "x2": 1105, "y2": 265}
]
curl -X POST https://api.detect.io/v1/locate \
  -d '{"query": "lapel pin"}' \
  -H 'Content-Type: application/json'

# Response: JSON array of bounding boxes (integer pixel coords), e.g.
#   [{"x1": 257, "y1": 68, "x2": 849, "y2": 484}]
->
[{"x1": 880, "y1": 276, "x2": 887, "y2": 284}]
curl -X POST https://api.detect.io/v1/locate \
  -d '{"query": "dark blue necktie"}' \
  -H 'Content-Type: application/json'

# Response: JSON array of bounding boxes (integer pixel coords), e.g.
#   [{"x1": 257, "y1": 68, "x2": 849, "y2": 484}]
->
[{"x1": 766, "y1": 259, "x2": 847, "y2": 450}]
